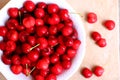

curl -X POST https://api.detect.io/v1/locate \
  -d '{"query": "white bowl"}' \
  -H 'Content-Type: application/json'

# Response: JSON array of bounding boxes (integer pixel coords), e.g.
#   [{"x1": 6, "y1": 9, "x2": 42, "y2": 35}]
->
[{"x1": 0, "y1": 0, "x2": 86, "y2": 80}]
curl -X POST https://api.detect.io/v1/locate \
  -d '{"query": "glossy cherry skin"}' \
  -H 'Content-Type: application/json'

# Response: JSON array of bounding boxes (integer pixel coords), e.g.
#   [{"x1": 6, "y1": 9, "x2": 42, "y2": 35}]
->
[
  {"x1": 82, "y1": 68, "x2": 93, "y2": 78},
  {"x1": 87, "y1": 12, "x2": 97, "y2": 23},
  {"x1": 0, "y1": 26, "x2": 7, "y2": 37},
  {"x1": 50, "y1": 54, "x2": 59, "y2": 64},
  {"x1": 22, "y1": 43, "x2": 31, "y2": 54},
  {"x1": 45, "y1": 74, "x2": 56, "y2": 80},
  {"x1": 59, "y1": 9, "x2": 69, "y2": 21},
  {"x1": 67, "y1": 48, "x2": 76, "y2": 58},
  {"x1": 34, "y1": 8, "x2": 45, "y2": 18},
  {"x1": 51, "y1": 63, "x2": 63, "y2": 75},
  {"x1": 0, "y1": 42, "x2": 6, "y2": 50},
  {"x1": 35, "y1": 74, "x2": 44, "y2": 80},
  {"x1": 48, "y1": 14, "x2": 60, "y2": 25},
  {"x1": 56, "y1": 45, "x2": 66, "y2": 55},
  {"x1": 47, "y1": 3, "x2": 59, "y2": 14},
  {"x1": 11, "y1": 55, "x2": 21, "y2": 65},
  {"x1": 93, "y1": 66, "x2": 104, "y2": 77},
  {"x1": 37, "y1": 2, "x2": 47, "y2": 9},
  {"x1": 5, "y1": 40, "x2": 16, "y2": 52},
  {"x1": 27, "y1": 36, "x2": 36, "y2": 46},
  {"x1": 18, "y1": 31, "x2": 29, "y2": 42},
  {"x1": 21, "y1": 56, "x2": 31, "y2": 66},
  {"x1": 23, "y1": 1, "x2": 35, "y2": 12},
  {"x1": 1, "y1": 54, "x2": 11, "y2": 65},
  {"x1": 11, "y1": 64, "x2": 23, "y2": 74},
  {"x1": 22, "y1": 68, "x2": 30, "y2": 76},
  {"x1": 72, "y1": 39, "x2": 81, "y2": 50},
  {"x1": 103, "y1": 20, "x2": 115, "y2": 30},
  {"x1": 36, "y1": 26, "x2": 48, "y2": 37},
  {"x1": 61, "y1": 54, "x2": 71, "y2": 61},
  {"x1": 65, "y1": 37, "x2": 73, "y2": 47},
  {"x1": 62, "y1": 26, "x2": 73, "y2": 36},
  {"x1": 8, "y1": 8, "x2": 19, "y2": 18},
  {"x1": 7, "y1": 30, "x2": 18, "y2": 42},
  {"x1": 35, "y1": 18, "x2": 44, "y2": 27},
  {"x1": 62, "y1": 60, "x2": 71, "y2": 69},
  {"x1": 96, "y1": 38, "x2": 107, "y2": 47},
  {"x1": 91, "y1": 31, "x2": 101, "y2": 41},
  {"x1": 48, "y1": 36, "x2": 58, "y2": 47}
]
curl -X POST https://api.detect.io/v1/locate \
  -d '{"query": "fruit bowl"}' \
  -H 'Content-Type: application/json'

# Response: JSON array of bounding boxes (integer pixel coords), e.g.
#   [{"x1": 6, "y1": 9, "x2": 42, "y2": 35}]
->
[{"x1": 0, "y1": 0, "x2": 86, "y2": 80}]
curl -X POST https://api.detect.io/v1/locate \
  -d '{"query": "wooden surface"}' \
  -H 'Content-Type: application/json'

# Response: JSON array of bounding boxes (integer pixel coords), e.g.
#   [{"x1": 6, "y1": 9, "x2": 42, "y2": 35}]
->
[
  {"x1": 0, "y1": 0, "x2": 119, "y2": 80},
  {"x1": 66, "y1": 0, "x2": 120, "y2": 80}
]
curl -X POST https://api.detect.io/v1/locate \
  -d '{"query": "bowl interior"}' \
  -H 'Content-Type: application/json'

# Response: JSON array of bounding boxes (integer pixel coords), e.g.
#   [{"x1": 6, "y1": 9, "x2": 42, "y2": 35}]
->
[{"x1": 0, "y1": 0, "x2": 86, "y2": 80}]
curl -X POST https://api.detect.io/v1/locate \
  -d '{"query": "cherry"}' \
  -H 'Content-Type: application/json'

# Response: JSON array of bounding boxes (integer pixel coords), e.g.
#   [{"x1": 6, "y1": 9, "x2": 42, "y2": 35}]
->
[
  {"x1": 34, "y1": 8, "x2": 45, "y2": 18},
  {"x1": 56, "y1": 45, "x2": 66, "y2": 55},
  {"x1": 11, "y1": 55, "x2": 21, "y2": 65},
  {"x1": 48, "y1": 14, "x2": 60, "y2": 25},
  {"x1": 36, "y1": 58, "x2": 49, "y2": 70},
  {"x1": 65, "y1": 37, "x2": 73, "y2": 47},
  {"x1": 67, "y1": 48, "x2": 76, "y2": 58},
  {"x1": 8, "y1": 8, "x2": 19, "y2": 18},
  {"x1": 22, "y1": 43, "x2": 31, "y2": 54},
  {"x1": 91, "y1": 31, "x2": 101, "y2": 41},
  {"x1": 62, "y1": 26, "x2": 73, "y2": 36},
  {"x1": 71, "y1": 28, "x2": 78, "y2": 39},
  {"x1": 37, "y1": 2, "x2": 47, "y2": 9},
  {"x1": 35, "y1": 18, "x2": 44, "y2": 27},
  {"x1": 50, "y1": 54, "x2": 59, "y2": 64},
  {"x1": 22, "y1": 68, "x2": 30, "y2": 76},
  {"x1": 62, "y1": 60, "x2": 71, "y2": 69},
  {"x1": 35, "y1": 75, "x2": 44, "y2": 80},
  {"x1": 21, "y1": 56, "x2": 31, "y2": 66},
  {"x1": 0, "y1": 42, "x2": 6, "y2": 50},
  {"x1": 47, "y1": 3, "x2": 59, "y2": 14},
  {"x1": 65, "y1": 19, "x2": 73, "y2": 27},
  {"x1": 49, "y1": 25, "x2": 57, "y2": 35},
  {"x1": 23, "y1": 16, "x2": 35, "y2": 28},
  {"x1": 82, "y1": 68, "x2": 93, "y2": 78},
  {"x1": 27, "y1": 36, "x2": 36, "y2": 46},
  {"x1": 45, "y1": 74, "x2": 56, "y2": 80},
  {"x1": 6, "y1": 19, "x2": 18, "y2": 30},
  {"x1": 0, "y1": 26, "x2": 7, "y2": 37},
  {"x1": 40, "y1": 69, "x2": 49, "y2": 77},
  {"x1": 103, "y1": 20, "x2": 115, "y2": 30},
  {"x1": 42, "y1": 47, "x2": 51, "y2": 56},
  {"x1": 51, "y1": 63, "x2": 63, "y2": 75},
  {"x1": 61, "y1": 54, "x2": 71, "y2": 61},
  {"x1": 96, "y1": 38, "x2": 106, "y2": 47},
  {"x1": 23, "y1": 1, "x2": 35, "y2": 12},
  {"x1": 87, "y1": 12, "x2": 97, "y2": 23},
  {"x1": 16, "y1": 25, "x2": 25, "y2": 31},
  {"x1": 93, "y1": 66, "x2": 104, "y2": 77},
  {"x1": 1, "y1": 54, "x2": 11, "y2": 65},
  {"x1": 7, "y1": 30, "x2": 18, "y2": 42},
  {"x1": 18, "y1": 31, "x2": 29, "y2": 42},
  {"x1": 27, "y1": 50, "x2": 39, "y2": 62},
  {"x1": 59, "y1": 9, "x2": 69, "y2": 21},
  {"x1": 72, "y1": 39, "x2": 81, "y2": 50},
  {"x1": 48, "y1": 36, "x2": 58, "y2": 47},
  {"x1": 36, "y1": 26, "x2": 48, "y2": 37},
  {"x1": 5, "y1": 40, "x2": 16, "y2": 52},
  {"x1": 11, "y1": 64, "x2": 23, "y2": 74},
  {"x1": 37, "y1": 37, "x2": 48, "y2": 50},
  {"x1": 56, "y1": 23, "x2": 64, "y2": 32}
]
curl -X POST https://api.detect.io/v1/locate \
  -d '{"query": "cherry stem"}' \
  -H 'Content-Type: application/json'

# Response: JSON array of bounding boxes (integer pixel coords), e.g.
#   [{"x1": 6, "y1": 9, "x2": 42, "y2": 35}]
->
[
  {"x1": 70, "y1": 12, "x2": 83, "y2": 17},
  {"x1": 27, "y1": 67, "x2": 36, "y2": 76},
  {"x1": 29, "y1": 44, "x2": 40, "y2": 51},
  {"x1": 19, "y1": 10, "x2": 22, "y2": 24},
  {"x1": 25, "y1": 64, "x2": 29, "y2": 76}
]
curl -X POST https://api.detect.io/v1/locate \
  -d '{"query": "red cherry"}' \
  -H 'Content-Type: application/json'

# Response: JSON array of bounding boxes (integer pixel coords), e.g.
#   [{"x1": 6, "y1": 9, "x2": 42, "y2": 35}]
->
[
  {"x1": 71, "y1": 28, "x2": 78, "y2": 39},
  {"x1": 50, "y1": 54, "x2": 59, "y2": 64},
  {"x1": 91, "y1": 31, "x2": 101, "y2": 41},
  {"x1": 18, "y1": 31, "x2": 29, "y2": 42},
  {"x1": 48, "y1": 36, "x2": 58, "y2": 47},
  {"x1": 11, "y1": 55, "x2": 21, "y2": 65},
  {"x1": 62, "y1": 26, "x2": 73, "y2": 36},
  {"x1": 11, "y1": 64, "x2": 23, "y2": 74},
  {"x1": 1, "y1": 54, "x2": 11, "y2": 65},
  {"x1": 36, "y1": 58, "x2": 49, "y2": 70},
  {"x1": 22, "y1": 68, "x2": 30, "y2": 76},
  {"x1": 47, "y1": 4, "x2": 59, "y2": 14},
  {"x1": 40, "y1": 69, "x2": 49, "y2": 77},
  {"x1": 65, "y1": 37, "x2": 73, "y2": 47},
  {"x1": 48, "y1": 14, "x2": 60, "y2": 25},
  {"x1": 0, "y1": 42, "x2": 6, "y2": 50},
  {"x1": 57, "y1": 35, "x2": 64, "y2": 45},
  {"x1": 42, "y1": 47, "x2": 51, "y2": 56},
  {"x1": 96, "y1": 38, "x2": 107, "y2": 47},
  {"x1": 16, "y1": 25, "x2": 25, "y2": 31},
  {"x1": 23, "y1": 16, "x2": 35, "y2": 28},
  {"x1": 56, "y1": 45, "x2": 66, "y2": 55},
  {"x1": 62, "y1": 60, "x2": 71, "y2": 69},
  {"x1": 36, "y1": 26, "x2": 48, "y2": 37},
  {"x1": 37, "y1": 37, "x2": 48, "y2": 50},
  {"x1": 67, "y1": 48, "x2": 76, "y2": 58},
  {"x1": 59, "y1": 9, "x2": 69, "y2": 21},
  {"x1": 51, "y1": 63, "x2": 63, "y2": 75},
  {"x1": 6, "y1": 19, "x2": 18, "y2": 30},
  {"x1": 93, "y1": 66, "x2": 104, "y2": 77},
  {"x1": 103, "y1": 20, "x2": 115, "y2": 30},
  {"x1": 45, "y1": 74, "x2": 56, "y2": 80},
  {"x1": 72, "y1": 39, "x2": 81, "y2": 50},
  {"x1": 27, "y1": 36, "x2": 36, "y2": 46},
  {"x1": 56, "y1": 23, "x2": 64, "y2": 32},
  {"x1": 35, "y1": 19, "x2": 44, "y2": 27},
  {"x1": 35, "y1": 75, "x2": 44, "y2": 80},
  {"x1": 82, "y1": 68, "x2": 93, "y2": 78},
  {"x1": 37, "y1": 2, "x2": 47, "y2": 9},
  {"x1": 6, "y1": 41, "x2": 16, "y2": 52},
  {"x1": 8, "y1": 8, "x2": 19, "y2": 18},
  {"x1": 21, "y1": 56, "x2": 31, "y2": 66},
  {"x1": 61, "y1": 54, "x2": 71, "y2": 61},
  {"x1": 49, "y1": 25, "x2": 57, "y2": 35},
  {"x1": 22, "y1": 43, "x2": 31, "y2": 54},
  {"x1": 65, "y1": 19, "x2": 73, "y2": 27},
  {"x1": 27, "y1": 50, "x2": 39, "y2": 62},
  {"x1": 23, "y1": 1, "x2": 35, "y2": 12},
  {"x1": 7, "y1": 30, "x2": 18, "y2": 42},
  {"x1": 0, "y1": 26, "x2": 7, "y2": 37},
  {"x1": 87, "y1": 12, "x2": 97, "y2": 23},
  {"x1": 34, "y1": 8, "x2": 45, "y2": 18}
]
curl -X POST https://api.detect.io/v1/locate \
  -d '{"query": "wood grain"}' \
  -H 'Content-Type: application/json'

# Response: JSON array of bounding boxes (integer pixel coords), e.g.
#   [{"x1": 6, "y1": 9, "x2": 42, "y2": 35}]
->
[
  {"x1": 0, "y1": 72, "x2": 6, "y2": 80},
  {"x1": 0, "y1": 0, "x2": 10, "y2": 10},
  {"x1": 66, "y1": 0, "x2": 120, "y2": 80}
]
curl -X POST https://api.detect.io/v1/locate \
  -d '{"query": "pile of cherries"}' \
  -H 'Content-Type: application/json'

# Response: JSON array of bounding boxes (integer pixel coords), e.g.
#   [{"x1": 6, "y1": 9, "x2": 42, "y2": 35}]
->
[{"x1": 0, "y1": 1, "x2": 81, "y2": 80}]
